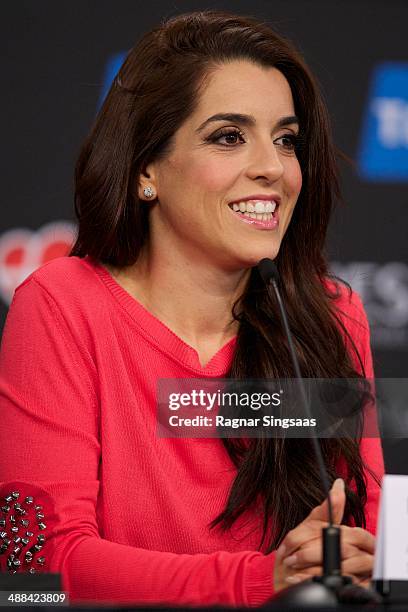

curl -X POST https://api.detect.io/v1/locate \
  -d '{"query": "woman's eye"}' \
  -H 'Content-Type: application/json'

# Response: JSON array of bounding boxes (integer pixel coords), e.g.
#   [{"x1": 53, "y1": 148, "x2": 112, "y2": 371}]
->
[
  {"x1": 274, "y1": 134, "x2": 299, "y2": 151},
  {"x1": 209, "y1": 129, "x2": 245, "y2": 146}
]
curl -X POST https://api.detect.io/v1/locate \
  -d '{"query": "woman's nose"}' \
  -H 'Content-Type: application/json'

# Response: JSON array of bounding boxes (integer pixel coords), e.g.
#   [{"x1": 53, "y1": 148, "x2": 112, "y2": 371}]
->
[{"x1": 245, "y1": 141, "x2": 284, "y2": 183}]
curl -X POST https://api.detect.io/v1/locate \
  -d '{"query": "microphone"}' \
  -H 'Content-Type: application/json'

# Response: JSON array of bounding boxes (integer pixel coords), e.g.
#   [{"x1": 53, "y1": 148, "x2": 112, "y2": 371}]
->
[{"x1": 257, "y1": 258, "x2": 381, "y2": 606}]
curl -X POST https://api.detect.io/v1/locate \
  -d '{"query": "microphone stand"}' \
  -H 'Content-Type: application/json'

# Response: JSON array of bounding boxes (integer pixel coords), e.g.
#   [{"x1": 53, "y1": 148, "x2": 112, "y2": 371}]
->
[{"x1": 257, "y1": 258, "x2": 381, "y2": 606}]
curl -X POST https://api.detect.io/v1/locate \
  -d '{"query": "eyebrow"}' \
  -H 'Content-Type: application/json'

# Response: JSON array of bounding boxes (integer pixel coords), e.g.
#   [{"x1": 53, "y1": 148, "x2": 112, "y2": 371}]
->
[{"x1": 195, "y1": 113, "x2": 299, "y2": 133}]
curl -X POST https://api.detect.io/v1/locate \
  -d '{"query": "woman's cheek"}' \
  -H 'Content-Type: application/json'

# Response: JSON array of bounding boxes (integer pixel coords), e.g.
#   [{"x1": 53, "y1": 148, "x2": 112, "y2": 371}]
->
[{"x1": 189, "y1": 159, "x2": 239, "y2": 193}]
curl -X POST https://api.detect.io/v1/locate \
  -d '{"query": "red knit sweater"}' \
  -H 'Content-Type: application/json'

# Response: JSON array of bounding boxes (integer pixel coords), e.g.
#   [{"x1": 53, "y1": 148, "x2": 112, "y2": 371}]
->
[{"x1": 0, "y1": 256, "x2": 384, "y2": 606}]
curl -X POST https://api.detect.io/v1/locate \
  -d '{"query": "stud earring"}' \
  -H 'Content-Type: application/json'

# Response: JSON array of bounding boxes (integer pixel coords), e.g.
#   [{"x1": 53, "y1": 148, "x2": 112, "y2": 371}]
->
[{"x1": 143, "y1": 186, "x2": 155, "y2": 199}]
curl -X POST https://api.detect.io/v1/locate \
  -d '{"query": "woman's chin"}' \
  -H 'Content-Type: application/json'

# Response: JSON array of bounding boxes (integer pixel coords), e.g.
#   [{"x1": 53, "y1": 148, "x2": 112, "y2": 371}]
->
[{"x1": 235, "y1": 247, "x2": 280, "y2": 269}]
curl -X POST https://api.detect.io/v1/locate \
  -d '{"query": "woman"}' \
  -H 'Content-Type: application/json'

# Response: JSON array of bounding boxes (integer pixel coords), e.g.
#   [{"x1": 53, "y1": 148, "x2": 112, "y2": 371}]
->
[{"x1": 0, "y1": 10, "x2": 383, "y2": 606}]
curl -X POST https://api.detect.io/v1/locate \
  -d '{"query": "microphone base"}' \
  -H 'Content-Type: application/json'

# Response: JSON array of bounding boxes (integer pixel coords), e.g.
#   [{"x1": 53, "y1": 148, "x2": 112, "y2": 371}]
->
[
  {"x1": 313, "y1": 573, "x2": 352, "y2": 590},
  {"x1": 270, "y1": 575, "x2": 382, "y2": 607}
]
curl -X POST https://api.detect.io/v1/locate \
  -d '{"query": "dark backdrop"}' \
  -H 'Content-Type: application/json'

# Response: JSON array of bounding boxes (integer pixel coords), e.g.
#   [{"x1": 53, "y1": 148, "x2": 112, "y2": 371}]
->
[{"x1": 1, "y1": 0, "x2": 407, "y2": 470}]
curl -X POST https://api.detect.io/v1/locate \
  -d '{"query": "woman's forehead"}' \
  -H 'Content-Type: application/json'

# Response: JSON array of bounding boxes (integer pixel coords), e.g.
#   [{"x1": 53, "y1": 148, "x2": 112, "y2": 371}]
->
[{"x1": 191, "y1": 61, "x2": 296, "y2": 128}]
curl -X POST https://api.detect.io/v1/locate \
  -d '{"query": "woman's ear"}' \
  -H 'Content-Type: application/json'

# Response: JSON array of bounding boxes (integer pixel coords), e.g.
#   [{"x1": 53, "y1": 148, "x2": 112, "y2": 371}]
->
[{"x1": 138, "y1": 161, "x2": 158, "y2": 201}]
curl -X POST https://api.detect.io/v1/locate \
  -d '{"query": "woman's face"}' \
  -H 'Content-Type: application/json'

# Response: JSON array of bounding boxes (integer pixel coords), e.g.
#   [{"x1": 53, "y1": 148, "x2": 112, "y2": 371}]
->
[{"x1": 143, "y1": 60, "x2": 303, "y2": 271}]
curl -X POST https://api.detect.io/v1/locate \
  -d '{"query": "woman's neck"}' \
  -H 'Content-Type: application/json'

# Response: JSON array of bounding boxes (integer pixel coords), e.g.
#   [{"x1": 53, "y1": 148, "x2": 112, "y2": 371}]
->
[{"x1": 105, "y1": 249, "x2": 249, "y2": 366}]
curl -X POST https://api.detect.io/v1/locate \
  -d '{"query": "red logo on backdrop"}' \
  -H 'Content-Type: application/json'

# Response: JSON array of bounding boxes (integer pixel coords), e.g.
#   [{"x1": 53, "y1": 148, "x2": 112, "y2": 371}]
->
[{"x1": 0, "y1": 222, "x2": 76, "y2": 305}]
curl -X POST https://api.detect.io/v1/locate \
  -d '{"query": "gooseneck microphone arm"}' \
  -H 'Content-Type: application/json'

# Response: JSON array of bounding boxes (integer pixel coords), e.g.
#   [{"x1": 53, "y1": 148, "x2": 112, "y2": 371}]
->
[
  {"x1": 257, "y1": 257, "x2": 338, "y2": 574},
  {"x1": 257, "y1": 258, "x2": 382, "y2": 606}
]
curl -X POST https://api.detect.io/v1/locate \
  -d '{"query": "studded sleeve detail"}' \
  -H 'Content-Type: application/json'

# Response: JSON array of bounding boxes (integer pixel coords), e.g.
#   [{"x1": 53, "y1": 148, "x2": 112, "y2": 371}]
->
[{"x1": 0, "y1": 487, "x2": 53, "y2": 575}]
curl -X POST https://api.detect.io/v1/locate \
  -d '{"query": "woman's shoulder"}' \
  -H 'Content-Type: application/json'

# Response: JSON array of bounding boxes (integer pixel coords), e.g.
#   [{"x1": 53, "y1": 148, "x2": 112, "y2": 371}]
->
[
  {"x1": 16, "y1": 255, "x2": 100, "y2": 295},
  {"x1": 13, "y1": 255, "x2": 108, "y2": 307},
  {"x1": 11, "y1": 256, "x2": 110, "y2": 326},
  {"x1": 323, "y1": 275, "x2": 373, "y2": 376},
  {"x1": 323, "y1": 276, "x2": 368, "y2": 329},
  {"x1": 5, "y1": 256, "x2": 116, "y2": 358}
]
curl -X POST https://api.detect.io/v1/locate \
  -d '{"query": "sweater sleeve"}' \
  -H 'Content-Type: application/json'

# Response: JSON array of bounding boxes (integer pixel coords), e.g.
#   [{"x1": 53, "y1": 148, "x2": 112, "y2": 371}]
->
[
  {"x1": 0, "y1": 276, "x2": 274, "y2": 607},
  {"x1": 356, "y1": 295, "x2": 384, "y2": 536},
  {"x1": 337, "y1": 289, "x2": 384, "y2": 535}
]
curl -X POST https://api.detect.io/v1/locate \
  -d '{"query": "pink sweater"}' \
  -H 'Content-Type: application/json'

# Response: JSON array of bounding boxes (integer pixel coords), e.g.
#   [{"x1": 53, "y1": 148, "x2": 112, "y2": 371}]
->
[{"x1": 0, "y1": 256, "x2": 384, "y2": 606}]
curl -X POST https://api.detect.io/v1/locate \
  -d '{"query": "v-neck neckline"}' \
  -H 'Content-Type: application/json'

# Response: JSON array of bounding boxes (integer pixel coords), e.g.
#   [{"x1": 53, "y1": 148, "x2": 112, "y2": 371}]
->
[{"x1": 86, "y1": 256, "x2": 237, "y2": 376}]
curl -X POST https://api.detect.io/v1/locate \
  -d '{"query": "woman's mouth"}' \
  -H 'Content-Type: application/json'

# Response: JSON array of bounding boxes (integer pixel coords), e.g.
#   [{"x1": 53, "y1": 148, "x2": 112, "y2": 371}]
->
[{"x1": 228, "y1": 200, "x2": 279, "y2": 228}]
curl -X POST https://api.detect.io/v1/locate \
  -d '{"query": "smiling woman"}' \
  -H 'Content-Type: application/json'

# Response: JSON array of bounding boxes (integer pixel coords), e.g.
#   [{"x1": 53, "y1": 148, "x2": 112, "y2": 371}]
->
[
  {"x1": 141, "y1": 62, "x2": 302, "y2": 272},
  {"x1": 0, "y1": 9, "x2": 383, "y2": 607}
]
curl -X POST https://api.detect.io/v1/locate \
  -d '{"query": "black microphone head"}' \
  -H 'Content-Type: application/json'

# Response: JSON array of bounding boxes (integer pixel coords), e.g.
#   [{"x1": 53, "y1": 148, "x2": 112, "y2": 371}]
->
[{"x1": 257, "y1": 258, "x2": 279, "y2": 285}]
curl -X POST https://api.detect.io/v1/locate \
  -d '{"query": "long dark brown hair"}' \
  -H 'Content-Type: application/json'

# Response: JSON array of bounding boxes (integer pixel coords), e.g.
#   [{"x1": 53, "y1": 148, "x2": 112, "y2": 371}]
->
[{"x1": 71, "y1": 10, "x2": 376, "y2": 551}]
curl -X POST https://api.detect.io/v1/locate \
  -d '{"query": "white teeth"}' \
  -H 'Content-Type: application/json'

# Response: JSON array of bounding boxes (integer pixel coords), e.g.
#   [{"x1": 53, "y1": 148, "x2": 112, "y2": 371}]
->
[
  {"x1": 231, "y1": 200, "x2": 277, "y2": 213},
  {"x1": 244, "y1": 212, "x2": 250, "y2": 217},
  {"x1": 265, "y1": 202, "x2": 276, "y2": 213}
]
